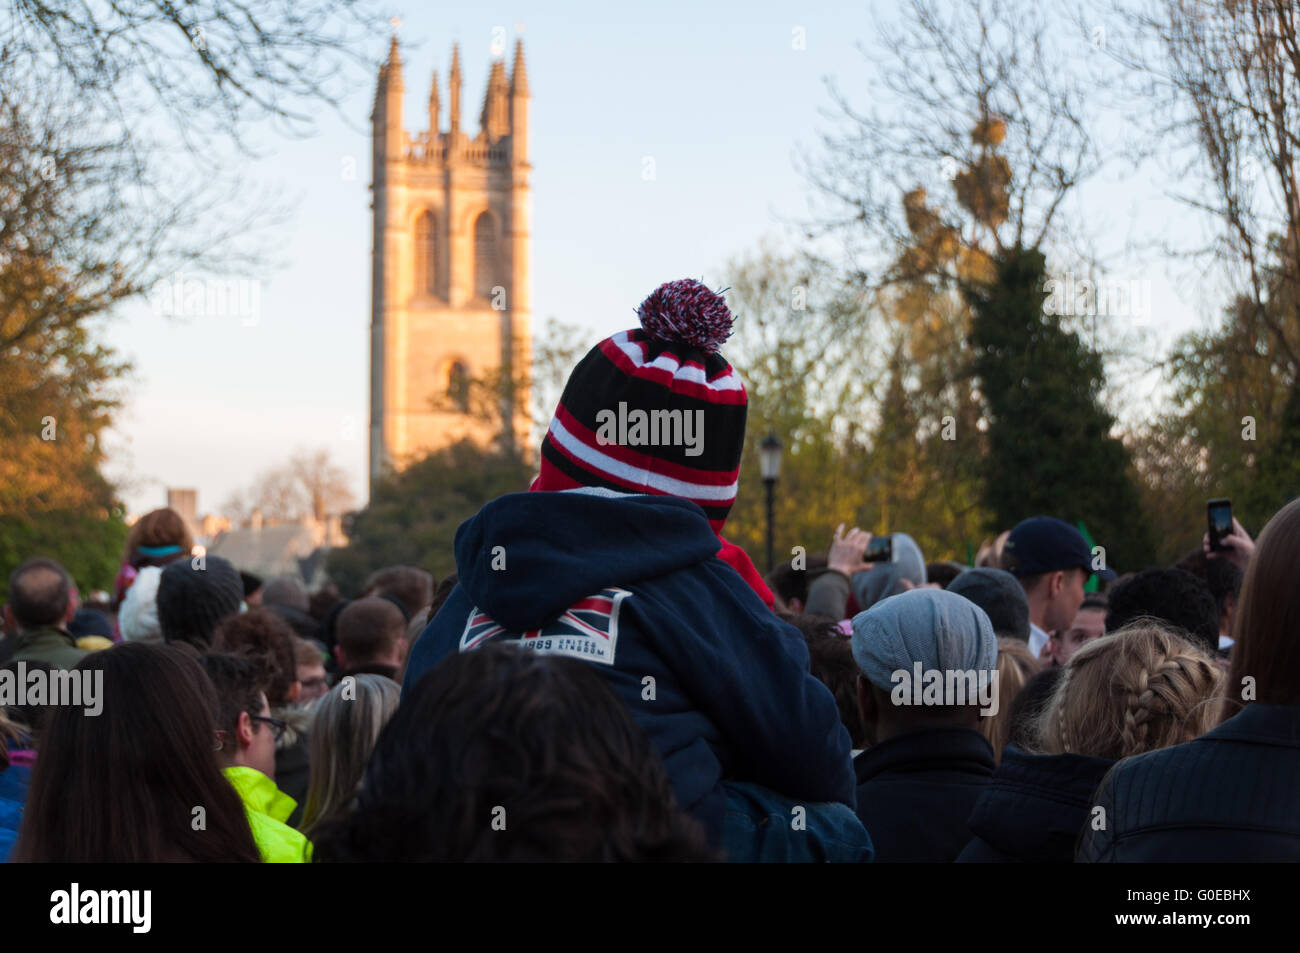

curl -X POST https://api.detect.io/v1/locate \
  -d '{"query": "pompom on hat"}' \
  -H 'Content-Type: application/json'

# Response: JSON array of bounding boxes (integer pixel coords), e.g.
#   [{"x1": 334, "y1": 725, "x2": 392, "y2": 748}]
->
[{"x1": 531, "y1": 278, "x2": 747, "y2": 533}]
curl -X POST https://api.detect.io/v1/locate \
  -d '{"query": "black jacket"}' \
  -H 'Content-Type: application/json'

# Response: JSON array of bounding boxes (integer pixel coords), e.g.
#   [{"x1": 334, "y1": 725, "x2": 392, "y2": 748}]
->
[
  {"x1": 956, "y1": 745, "x2": 1113, "y2": 862},
  {"x1": 1077, "y1": 703, "x2": 1300, "y2": 862},
  {"x1": 853, "y1": 727, "x2": 995, "y2": 862}
]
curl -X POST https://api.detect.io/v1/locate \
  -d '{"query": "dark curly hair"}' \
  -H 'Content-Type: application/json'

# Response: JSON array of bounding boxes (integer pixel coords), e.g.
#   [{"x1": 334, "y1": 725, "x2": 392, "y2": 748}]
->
[
  {"x1": 212, "y1": 607, "x2": 298, "y2": 706},
  {"x1": 312, "y1": 644, "x2": 718, "y2": 862},
  {"x1": 1174, "y1": 547, "x2": 1244, "y2": 625},
  {"x1": 1105, "y1": 568, "x2": 1219, "y2": 656}
]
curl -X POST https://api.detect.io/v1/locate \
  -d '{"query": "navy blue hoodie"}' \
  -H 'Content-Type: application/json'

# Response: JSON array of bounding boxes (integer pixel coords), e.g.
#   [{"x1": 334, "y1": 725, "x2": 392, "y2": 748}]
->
[{"x1": 402, "y1": 489, "x2": 856, "y2": 841}]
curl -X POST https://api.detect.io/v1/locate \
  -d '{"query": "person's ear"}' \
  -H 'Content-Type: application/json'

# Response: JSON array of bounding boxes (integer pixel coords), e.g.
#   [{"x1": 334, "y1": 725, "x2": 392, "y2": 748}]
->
[
  {"x1": 287, "y1": 680, "x2": 302, "y2": 704},
  {"x1": 236, "y1": 711, "x2": 255, "y2": 750},
  {"x1": 1050, "y1": 570, "x2": 1066, "y2": 598},
  {"x1": 790, "y1": 597, "x2": 805, "y2": 613},
  {"x1": 2, "y1": 604, "x2": 13, "y2": 630},
  {"x1": 334, "y1": 645, "x2": 349, "y2": 670}
]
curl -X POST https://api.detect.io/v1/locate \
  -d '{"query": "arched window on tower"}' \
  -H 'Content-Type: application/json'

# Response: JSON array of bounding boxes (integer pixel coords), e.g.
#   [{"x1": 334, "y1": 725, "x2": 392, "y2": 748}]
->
[
  {"x1": 447, "y1": 360, "x2": 470, "y2": 413},
  {"x1": 473, "y1": 212, "x2": 500, "y2": 301},
  {"x1": 415, "y1": 211, "x2": 437, "y2": 297}
]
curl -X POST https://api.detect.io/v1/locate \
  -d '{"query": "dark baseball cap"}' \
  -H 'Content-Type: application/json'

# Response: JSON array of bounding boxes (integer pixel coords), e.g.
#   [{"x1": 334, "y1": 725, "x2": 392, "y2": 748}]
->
[{"x1": 1002, "y1": 516, "x2": 1117, "y2": 582}]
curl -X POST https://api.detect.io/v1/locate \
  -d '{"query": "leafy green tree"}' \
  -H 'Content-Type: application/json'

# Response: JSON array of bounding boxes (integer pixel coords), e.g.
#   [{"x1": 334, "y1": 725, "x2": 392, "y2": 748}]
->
[
  {"x1": 968, "y1": 247, "x2": 1154, "y2": 570},
  {"x1": 327, "y1": 441, "x2": 534, "y2": 594}
]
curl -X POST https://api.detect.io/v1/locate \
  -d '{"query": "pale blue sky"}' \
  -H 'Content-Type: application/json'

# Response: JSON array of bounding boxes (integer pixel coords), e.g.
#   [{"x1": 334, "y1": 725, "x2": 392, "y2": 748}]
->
[{"x1": 102, "y1": 1, "x2": 1219, "y2": 519}]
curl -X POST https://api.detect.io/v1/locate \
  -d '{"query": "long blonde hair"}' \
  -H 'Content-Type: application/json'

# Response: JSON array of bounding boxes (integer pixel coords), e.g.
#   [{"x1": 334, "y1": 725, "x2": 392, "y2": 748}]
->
[
  {"x1": 300, "y1": 674, "x2": 400, "y2": 838},
  {"x1": 981, "y1": 637, "x2": 1041, "y2": 761},
  {"x1": 1035, "y1": 623, "x2": 1224, "y2": 760}
]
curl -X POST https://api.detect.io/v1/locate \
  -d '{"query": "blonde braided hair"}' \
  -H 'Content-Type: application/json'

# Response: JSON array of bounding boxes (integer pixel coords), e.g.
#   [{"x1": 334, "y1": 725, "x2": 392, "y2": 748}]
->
[{"x1": 1035, "y1": 622, "x2": 1224, "y2": 760}]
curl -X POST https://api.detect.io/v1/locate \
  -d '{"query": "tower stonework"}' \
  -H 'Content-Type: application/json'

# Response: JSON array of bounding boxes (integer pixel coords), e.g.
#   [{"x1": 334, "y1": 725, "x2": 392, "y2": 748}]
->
[{"x1": 369, "y1": 37, "x2": 532, "y2": 484}]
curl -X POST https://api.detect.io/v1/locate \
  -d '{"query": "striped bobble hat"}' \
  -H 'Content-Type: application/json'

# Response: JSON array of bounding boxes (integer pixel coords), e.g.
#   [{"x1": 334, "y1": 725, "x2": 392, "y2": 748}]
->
[{"x1": 531, "y1": 278, "x2": 747, "y2": 532}]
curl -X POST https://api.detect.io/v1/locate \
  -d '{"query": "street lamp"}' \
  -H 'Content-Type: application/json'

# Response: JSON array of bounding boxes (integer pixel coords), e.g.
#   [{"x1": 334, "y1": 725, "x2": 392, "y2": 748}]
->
[{"x1": 760, "y1": 432, "x2": 783, "y2": 573}]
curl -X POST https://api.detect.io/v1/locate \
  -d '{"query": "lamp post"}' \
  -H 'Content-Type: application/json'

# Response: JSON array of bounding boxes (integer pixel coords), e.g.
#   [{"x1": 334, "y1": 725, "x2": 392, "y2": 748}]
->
[{"x1": 760, "y1": 432, "x2": 783, "y2": 573}]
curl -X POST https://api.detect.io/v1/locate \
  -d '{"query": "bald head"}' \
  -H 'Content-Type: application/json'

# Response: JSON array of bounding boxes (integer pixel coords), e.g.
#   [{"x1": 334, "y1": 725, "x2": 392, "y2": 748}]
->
[{"x1": 7, "y1": 558, "x2": 72, "y2": 629}]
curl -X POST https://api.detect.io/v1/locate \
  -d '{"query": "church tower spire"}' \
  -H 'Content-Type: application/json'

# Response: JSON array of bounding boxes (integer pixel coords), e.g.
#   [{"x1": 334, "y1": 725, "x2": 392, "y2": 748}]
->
[
  {"x1": 448, "y1": 43, "x2": 462, "y2": 134},
  {"x1": 482, "y1": 60, "x2": 509, "y2": 141},
  {"x1": 510, "y1": 39, "x2": 530, "y2": 165}
]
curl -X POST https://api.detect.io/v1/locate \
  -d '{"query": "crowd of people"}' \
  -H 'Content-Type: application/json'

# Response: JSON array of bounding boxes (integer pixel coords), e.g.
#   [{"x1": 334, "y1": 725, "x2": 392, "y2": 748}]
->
[{"x1": 2, "y1": 278, "x2": 1298, "y2": 863}]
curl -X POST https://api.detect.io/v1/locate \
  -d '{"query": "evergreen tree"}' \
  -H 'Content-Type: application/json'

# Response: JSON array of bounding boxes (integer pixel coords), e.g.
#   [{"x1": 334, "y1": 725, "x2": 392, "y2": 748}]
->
[
  {"x1": 968, "y1": 248, "x2": 1155, "y2": 572},
  {"x1": 326, "y1": 441, "x2": 534, "y2": 593}
]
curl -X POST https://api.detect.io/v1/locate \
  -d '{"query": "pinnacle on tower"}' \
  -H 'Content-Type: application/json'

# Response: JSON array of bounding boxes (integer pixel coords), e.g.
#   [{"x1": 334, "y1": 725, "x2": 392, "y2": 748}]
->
[
  {"x1": 510, "y1": 38, "x2": 529, "y2": 96},
  {"x1": 482, "y1": 60, "x2": 509, "y2": 140},
  {"x1": 385, "y1": 34, "x2": 403, "y2": 86},
  {"x1": 449, "y1": 43, "x2": 462, "y2": 133}
]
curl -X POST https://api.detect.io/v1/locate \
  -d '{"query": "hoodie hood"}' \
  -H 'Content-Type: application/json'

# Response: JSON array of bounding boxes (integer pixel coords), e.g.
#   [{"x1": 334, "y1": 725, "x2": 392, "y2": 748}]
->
[
  {"x1": 852, "y1": 532, "x2": 927, "y2": 609},
  {"x1": 454, "y1": 489, "x2": 722, "y2": 632}
]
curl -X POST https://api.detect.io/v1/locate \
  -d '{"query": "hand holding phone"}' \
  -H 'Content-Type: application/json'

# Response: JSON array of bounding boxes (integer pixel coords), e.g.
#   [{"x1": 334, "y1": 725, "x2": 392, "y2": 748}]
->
[
  {"x1": 827, "y1": 523, "x2": 876, "y2": 577},
  {"x1": 1204, "y1": 500, "x2": 1254, "y2": 570}
]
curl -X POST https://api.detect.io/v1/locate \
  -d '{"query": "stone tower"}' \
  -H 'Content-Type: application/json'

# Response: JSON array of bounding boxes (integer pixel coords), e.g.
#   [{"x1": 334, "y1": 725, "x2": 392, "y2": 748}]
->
[{"x1": 369, "y1": 36, "x2": 532, "y2": 483}]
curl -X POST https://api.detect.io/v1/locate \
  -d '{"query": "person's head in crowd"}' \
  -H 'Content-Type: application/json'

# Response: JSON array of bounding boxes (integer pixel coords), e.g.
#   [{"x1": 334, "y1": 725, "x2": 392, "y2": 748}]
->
[
  {"x1": 307, "y1": 584, "x2": 343, "y2": 622},
  {"x1": 1034, "y1": 624, "x2": 1224, "y2": 759},
  {"x1": 766, "y1": 554, "x2": 828, "y2": 613},
  {"x1": 124, "y1": 507, "x2": 194, "y2": 568},
  {"x1": 851, "y1": 588, "x2": 998, "y2": 744},
  {"x1": 335, "y1": 597, "x2": 407, "y2": 679},
  {"x1": 1105, "y1": 568, "x2": 1218, "y2": 657},
  {"x1": 947, "y1": 567, "x2": 1030, "y2": 643},
  {"x1": 13, "y1": 644, "x2": 260, "y2": 862},
  {"x1": 981, "y1": 637, "x2": 1040, "y2": 761},
  {"x1": 361, "y1": 566, "x2": 434, "y2": 622},
  {"x1": 294, "y1": 637, "x2": 330, "y2": 705},
  {"x1": 240, "y1": 571, "x2": 264, "y2": 607},
  {"x1": 854, "y1": 533, "x2": 928, "y2": 610},
  {"x1": 312, "y1": 644, "x2": 717, "y2": 861},
  {"x1": 69, "y1": 609, "x2": 114, "y2": 653},
  {"x1": 69, "y1": 608, "x2": 113, "y2": 641},
  {"x1": 212, "y1": 607, "x2": 302, "y2": 709},
  {"x1": 262, "y1": 577, "x2": 309, "y2": 613},
  {"x1": 300, "y1": 674, "x2": 400, "y2": 839},
  {"x1": 784, "y1": 613, "x2": 866, "y2": 748},
  {"x1": 5, "y1": 558, "x2": 75, "y2": 633},
  {"x1": 1001, "y1": 516, "x2": 1114, "y2": 644},
  {"x1": 203, "y1": 653, "x2": 280, "y2": 781},
  {"x1": 1006, "y1": 665, "x2": 1064, "y2": 750},
  {"x1": 1229, "y1": 497, "x2": 1300, "y2": 706},
  {"x1": 926, "y1": 561, "x2": 968, "y2": 589},
  {"x1": 1048, "y1": 593, "x2": 1108, "y2": 667},
  {"x1": 155, "y1": 555, "x2": 243, "y2": 651},
  {"x1": 1175, "y1": 548, "x2": 1244, "y2": 644}
]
